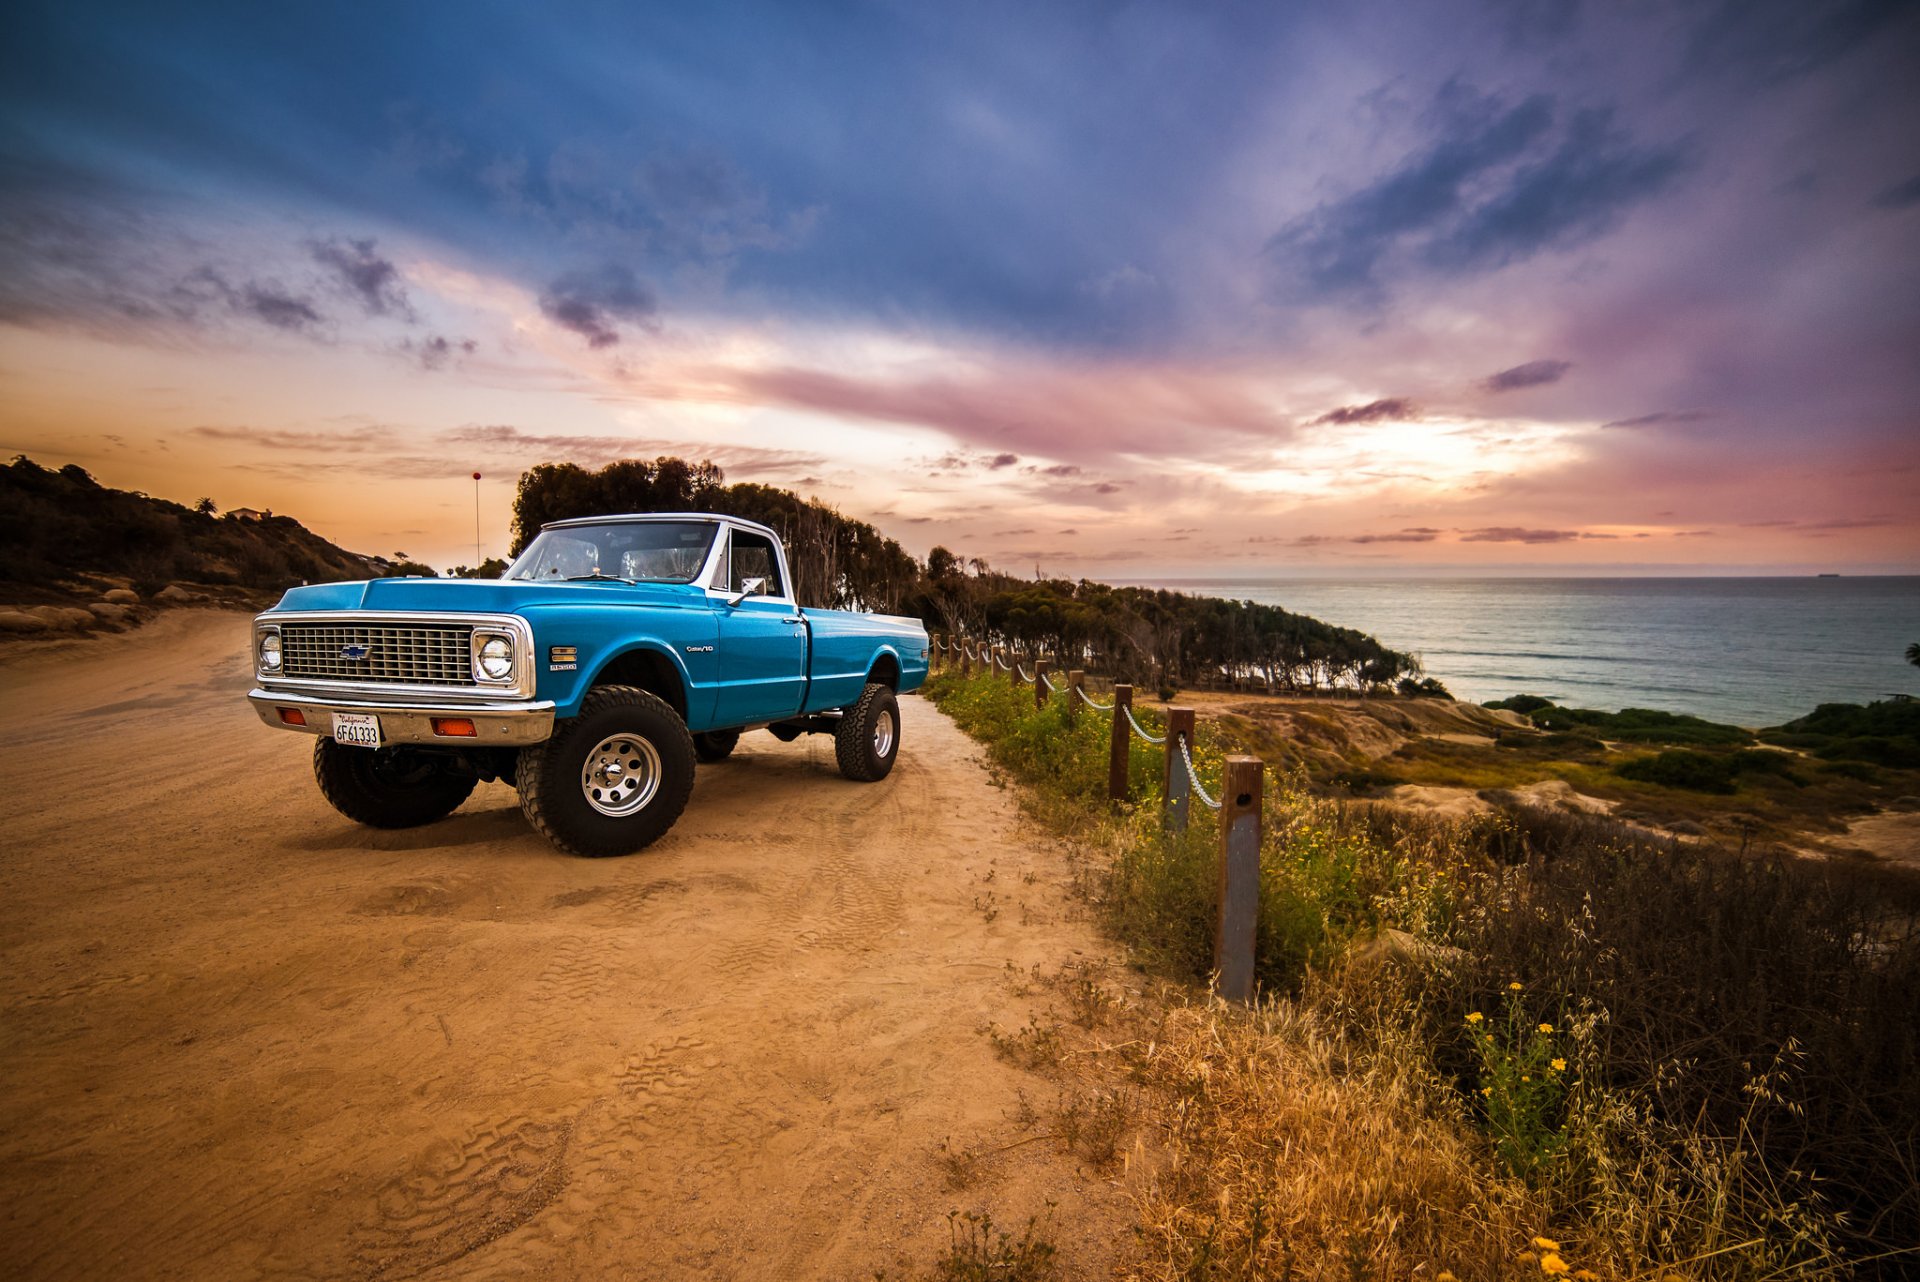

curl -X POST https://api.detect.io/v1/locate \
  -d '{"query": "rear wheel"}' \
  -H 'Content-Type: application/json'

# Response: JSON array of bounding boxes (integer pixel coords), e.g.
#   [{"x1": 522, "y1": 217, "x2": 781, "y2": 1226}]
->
[
  {"x1": 835, "y1": 682, "x2": 900, "y2": 782},
  {"x1": 692, "y1": 729, "x2": 740, "y2": 762},
  {"x1": 313, "y1": 740, "x2": 476, "y2": 829},
  {"x1": 519, "y1": 685, "x2": 695, "y2": 857}
]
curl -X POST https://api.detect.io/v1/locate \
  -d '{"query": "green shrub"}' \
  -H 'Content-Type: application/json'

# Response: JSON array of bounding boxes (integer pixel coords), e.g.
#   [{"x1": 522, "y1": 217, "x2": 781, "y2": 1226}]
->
[
  {"x1": 1485, "y1": 693, "x2": 1556, "y2": 714},
  {"x1": 1614, "y1": 748, "x2": 1738, "y2": 793}
]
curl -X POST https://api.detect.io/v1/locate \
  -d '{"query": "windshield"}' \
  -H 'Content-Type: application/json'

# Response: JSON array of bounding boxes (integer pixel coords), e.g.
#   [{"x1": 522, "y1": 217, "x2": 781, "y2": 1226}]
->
[{"x1": 504, "y1": 520, "x2": 720, "y2": 584}]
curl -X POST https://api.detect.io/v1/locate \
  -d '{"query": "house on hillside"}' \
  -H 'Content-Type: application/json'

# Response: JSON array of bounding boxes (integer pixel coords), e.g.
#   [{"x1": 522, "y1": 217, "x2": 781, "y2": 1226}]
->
[{"x1": 226, "y1": 507, "x2": 266, "y2": 521}]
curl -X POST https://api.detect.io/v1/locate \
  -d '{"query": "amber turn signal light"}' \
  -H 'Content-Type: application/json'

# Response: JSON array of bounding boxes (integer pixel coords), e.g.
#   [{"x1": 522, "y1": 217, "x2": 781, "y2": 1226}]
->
[
  {"x1": 431, "y1": 717, "x2": 478, "y2": 737},
  {"x1": 278, "y1": 708, "x2": 307, "y2": 727}
]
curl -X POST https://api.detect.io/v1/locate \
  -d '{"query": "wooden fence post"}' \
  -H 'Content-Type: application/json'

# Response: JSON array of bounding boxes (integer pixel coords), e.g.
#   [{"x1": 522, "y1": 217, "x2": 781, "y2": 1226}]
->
[
  {"x1": 1066, "y1": 670, "x2": 1085, "y2": 721},
  {"x1": 1163, "y1": 707, "x2": 1195, "y2": 832},
  {"x1": 1034, "y1": 657, "x2": 1050, "y2": 708},
  {"x1": 1108, "y1": 683, "x2": 1132, "y2": 802},
  {"x1": 1214, "y1": 756, "x2": 1264, "y2": 1005},
  {"x1": 960, "y1": 641, "x2": 972, "y2": 677}
]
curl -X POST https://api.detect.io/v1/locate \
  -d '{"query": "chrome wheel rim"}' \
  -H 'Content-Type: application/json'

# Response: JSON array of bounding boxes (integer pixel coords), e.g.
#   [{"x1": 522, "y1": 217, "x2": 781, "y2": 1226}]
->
[
  {"x1": 873, "y1": 707, "x2": 896, "y2": 759},
  {"x1": 580, "y1": 733, "x2": 662, "y2": 817}
]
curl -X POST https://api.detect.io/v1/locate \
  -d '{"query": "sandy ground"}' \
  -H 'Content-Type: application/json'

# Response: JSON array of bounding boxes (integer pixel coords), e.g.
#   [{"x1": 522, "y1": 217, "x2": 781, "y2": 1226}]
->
[{"x1": 0, "y1": 611, "x2": 1134, "y2": 1281}]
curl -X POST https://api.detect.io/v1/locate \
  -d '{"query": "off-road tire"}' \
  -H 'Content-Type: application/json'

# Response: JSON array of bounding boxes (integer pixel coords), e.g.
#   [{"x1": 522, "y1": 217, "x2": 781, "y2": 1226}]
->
[
  {"x1": 835, "y1": 682, "x2": 900, "y2": 782},
  {"x1": 313, "y1": 739, "x2": 476, "y2": 829},
  {"x1": 519, "y1": 685, "x2": 695, "y2": 858},
  {"x1": 692, "y1": 729, "x2": 741, "y2": 763}
]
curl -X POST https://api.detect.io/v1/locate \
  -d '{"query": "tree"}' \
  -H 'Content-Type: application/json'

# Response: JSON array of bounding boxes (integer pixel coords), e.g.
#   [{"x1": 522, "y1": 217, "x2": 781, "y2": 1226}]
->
[
  {"x1": 195, "y1": 497, "x2": 217, "y2": 515},
  {"x1": 1908, "y1": 641, "x2": 1919, "y2": 669}
]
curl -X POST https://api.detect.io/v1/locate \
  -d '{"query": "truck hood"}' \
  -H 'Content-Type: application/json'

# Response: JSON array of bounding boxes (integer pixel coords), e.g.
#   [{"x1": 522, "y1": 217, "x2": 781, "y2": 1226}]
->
[{"x1": 267, "y1": 577, "x2": 708, "y2": 615}]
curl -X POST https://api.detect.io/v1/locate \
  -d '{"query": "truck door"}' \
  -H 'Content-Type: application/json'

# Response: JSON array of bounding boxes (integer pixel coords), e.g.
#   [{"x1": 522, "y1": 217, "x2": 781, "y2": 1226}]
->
[{"x1": 711, "y1": 528, "x2": 807, "y2": 725}]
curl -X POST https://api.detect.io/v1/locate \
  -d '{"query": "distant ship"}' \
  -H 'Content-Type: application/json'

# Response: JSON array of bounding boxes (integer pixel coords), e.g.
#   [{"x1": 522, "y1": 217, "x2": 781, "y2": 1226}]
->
[{"x1": 1817, "y1": 572, "x2": 1841, "y2": 578}]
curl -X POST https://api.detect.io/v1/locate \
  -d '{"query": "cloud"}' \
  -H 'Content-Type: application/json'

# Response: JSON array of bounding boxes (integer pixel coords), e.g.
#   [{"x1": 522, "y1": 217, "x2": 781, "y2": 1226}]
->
[
  {"x1": 308, "y1": 237, "x2": 414, "y2": 319},
  {"x1": 440, "y1": 424, "x2": 823, "y2": 475},
  {"x1": 1480, "y1": 359, "x2": 1571, "y2": 392},
  {"x1": 1683, "y1": 0, "x2": 1914, "y2": 84},
  {"x1": 1801, "y1": 515, "x2": 1894, "y2": 530},
  {"x1": 1458, "y1": 526, "x2": 1581, "y2": 543},
  {"x1": 195, "y1": 421, "x2": 826, "y2": 481},
  {"x1": 539, "y1": 264, "x2": 658, "y2": 348},
  {"x1": 1350, "y1": 527, "x2": 1442, "y2": 543},
  {"x1": 1268, "y1": 90, "x2": 1686, "y2": 300},
  {"x1": 1424, "y1": 109, "x2": 1688, "y2": 271},
  {"x1": 1602, "y1": 409, "x2": 1714, "y2": 429},
  {"x1": 1310, "y1": 397, "x2": 1419, "y2": 425},
  {"x1": 192, "y1": 424, "x2": 386, "y2": 451},
  {"x1": 1870, "y1": 174, "x2": 1920, "y2": 210},
  {"x1": 238, "y1": 283, "x2": 324, "y2": 332},
  {"x1": 988, "y1": 452, "x2": 1019, "y2": 469},
  {"x1": 1267, "y1": 91, "x2": 1553, "y2": 298},
  {"x1": 731, "y1": 363, "x2": 1287, "y2": 461},
  {"x1": 404, "y1": 334, "x2": 478, "y2": 370}
]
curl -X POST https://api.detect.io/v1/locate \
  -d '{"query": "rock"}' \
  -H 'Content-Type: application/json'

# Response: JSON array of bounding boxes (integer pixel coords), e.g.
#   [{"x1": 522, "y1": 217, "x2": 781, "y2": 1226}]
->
[
  {"x1": 88, "y1": 602, "x2": 134, "y2": 625},
  {"x1": 102, "y1": 588, "x2": 140, "y2": 605},
  {"x1": 27, "y1": 606, "x2": 80, "y2": 629},
  {"x1": 154, "y1": 585, "x2": 196, "y2": 604},
  {"x1": 0, "y1": 610, "x2": 50, "y2": 633},
  {"x1": 59, "y1": 607, "x2": 98, "y2": 629},
  {"x1": 1666, "y1": 819, "x2": 1707, "y2": 837}
]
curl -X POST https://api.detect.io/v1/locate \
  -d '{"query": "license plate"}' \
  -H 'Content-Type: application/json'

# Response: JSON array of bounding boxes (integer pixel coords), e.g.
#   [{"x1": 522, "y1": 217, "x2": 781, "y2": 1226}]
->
[{"x1": 332, "y1": 712, "x2": 382, "y2": 749}]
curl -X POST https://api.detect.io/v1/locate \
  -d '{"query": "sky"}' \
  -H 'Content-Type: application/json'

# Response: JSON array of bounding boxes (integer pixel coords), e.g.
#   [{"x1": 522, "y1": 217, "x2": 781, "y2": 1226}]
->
[{"x1": 2, "y1": 0, "x2": 1917, "y2": 576}]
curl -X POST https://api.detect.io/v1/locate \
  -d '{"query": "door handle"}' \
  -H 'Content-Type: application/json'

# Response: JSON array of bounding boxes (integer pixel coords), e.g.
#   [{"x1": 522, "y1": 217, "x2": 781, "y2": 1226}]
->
[{"x1": 782, "y1": 616, "x2": 803, "y2": 624}]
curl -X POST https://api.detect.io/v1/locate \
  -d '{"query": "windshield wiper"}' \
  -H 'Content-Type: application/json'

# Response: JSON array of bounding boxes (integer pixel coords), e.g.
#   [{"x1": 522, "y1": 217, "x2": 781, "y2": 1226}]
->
[{"x1": 558, "y1": 571, "x2": 638, "y2": 584}]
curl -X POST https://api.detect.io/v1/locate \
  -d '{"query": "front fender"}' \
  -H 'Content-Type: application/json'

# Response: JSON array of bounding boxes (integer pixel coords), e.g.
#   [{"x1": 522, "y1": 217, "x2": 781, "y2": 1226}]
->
[{"x1": 519, "y1": 605, "x2": 720, "y2": 724}]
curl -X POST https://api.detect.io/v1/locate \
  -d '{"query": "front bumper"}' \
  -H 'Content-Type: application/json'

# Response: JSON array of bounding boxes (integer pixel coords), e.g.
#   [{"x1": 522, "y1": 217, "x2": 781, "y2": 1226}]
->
[{"x1": 248, "y1": 689, "x2": 557, "y2": 747}]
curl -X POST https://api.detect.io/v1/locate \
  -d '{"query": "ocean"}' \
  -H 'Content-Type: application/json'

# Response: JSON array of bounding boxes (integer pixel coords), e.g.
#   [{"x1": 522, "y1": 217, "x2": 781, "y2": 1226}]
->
[{"x1": 1135, "y1": 576, "x2": 1920, "y2": 728}]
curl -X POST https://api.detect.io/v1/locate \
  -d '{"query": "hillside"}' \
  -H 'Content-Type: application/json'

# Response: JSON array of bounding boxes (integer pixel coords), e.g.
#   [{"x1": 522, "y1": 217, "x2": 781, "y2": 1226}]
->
[{"x1": 0, "y1": 456, "x2": 389, "y2": 602}]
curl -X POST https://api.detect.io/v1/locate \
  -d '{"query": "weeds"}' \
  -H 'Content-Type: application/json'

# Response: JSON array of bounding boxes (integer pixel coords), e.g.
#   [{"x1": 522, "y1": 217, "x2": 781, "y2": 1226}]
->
[
  {"x1": 931, "y1": 1206, "x2": 1058, "y2": 1282},
  {"x1": 926, "y1": 667, "x2": 1920, "y2": 1280},
  {"x1": 1463, "y1": 985, "x2": 1569, "y2": 1182},
  {"x1": 987, "y1": 1015, "x2": 1063, "y2": 1072}
]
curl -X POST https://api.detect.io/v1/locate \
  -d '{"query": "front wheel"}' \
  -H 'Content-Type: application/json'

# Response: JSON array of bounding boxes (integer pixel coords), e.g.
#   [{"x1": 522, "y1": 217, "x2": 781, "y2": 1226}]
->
[
  {"x1": 835, "y1": 683, "x2": 900, "y2": 782},
  {"x1": 518, "y1": 685, "x2": 695, "y2": 857},
  {"x1": 313, "y1": 740, "x2": 476, "y2": 829}
]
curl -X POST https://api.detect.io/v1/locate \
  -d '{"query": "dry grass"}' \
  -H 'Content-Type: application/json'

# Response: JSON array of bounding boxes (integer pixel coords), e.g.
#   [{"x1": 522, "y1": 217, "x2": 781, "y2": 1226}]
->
[{"x1": 1126, "y1": 998, "x2": 1544, "y2": 1282}]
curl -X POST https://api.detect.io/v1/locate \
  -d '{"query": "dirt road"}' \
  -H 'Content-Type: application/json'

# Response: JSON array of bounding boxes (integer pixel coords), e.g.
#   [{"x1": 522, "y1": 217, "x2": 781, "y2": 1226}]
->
[{"x1": 0, "y1": 611, "x2": 1132, "y2": 1280}]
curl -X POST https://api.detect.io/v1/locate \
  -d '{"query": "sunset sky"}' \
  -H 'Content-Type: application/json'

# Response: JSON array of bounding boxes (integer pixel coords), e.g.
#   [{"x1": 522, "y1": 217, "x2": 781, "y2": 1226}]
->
[{"x1": 3, "y1": 0, "x2": 1916, "y2": 575}]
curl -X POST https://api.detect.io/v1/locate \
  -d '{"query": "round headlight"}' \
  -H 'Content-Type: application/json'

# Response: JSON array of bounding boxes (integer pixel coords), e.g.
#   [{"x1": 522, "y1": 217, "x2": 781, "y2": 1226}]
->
[
  {"x1": 259, "y1": 632, "x2": 282, "y2": 672},
  {"x1": 478, "y1": 635, "x2": 514, "y2": 680}
]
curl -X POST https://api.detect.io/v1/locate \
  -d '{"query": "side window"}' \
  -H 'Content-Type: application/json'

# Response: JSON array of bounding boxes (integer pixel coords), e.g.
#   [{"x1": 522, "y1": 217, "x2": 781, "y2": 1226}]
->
[{"x1": 730, "y1": 531, "x2": 785, "y2": 598}]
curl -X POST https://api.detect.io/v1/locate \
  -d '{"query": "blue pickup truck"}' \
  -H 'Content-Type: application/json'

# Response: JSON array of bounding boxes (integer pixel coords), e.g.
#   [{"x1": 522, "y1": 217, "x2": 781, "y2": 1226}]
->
[{"x1": 247, "y1": 512, "x2": 930, "y2": 857}]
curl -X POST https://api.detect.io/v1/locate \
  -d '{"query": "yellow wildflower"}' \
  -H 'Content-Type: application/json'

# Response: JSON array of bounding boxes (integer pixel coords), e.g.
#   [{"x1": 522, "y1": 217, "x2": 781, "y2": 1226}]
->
[
  {"x1": 1437, "y1": 1274, "x2": 1458, "y2": 1282},
  {"x1": 1541, "y1": 1253, "x2": 1570, "y2": 1275},
  {"x1": 1466, "y1": 1011, "x2": 1485, "y2": 1024},
  {"x1": 1538, "y1": 1022, "x2": 1554, "y2": 1033},
  {"x1": 1574, "y1": 1272, "x2": 1599, "y2": 1281},
  {"x1": 1551, "y1": 1057, "x2": 1568, "y2": 1072},
  {"x1": 1522, "y1": 1074, "x2": 1531, "y2": 1082},
  {"x1": 1481, "y1": 1086, "x2": 1493, "y2": 1096},
  {"x1": 1509, "y1": 981, "x2": 1524, "y2": 990},
  {"x1": 1531, "y1": 1236, "x2": 1561, "y2": 1251},
  {"x1": 1518, "y1": 1250, "x2": 1539, "y2": 1265}
]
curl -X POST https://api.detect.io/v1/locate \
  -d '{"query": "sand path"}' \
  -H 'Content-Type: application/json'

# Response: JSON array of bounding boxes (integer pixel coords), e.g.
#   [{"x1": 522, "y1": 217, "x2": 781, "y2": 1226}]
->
[{"x1": 0, "y1": 610, "x2": 1130, "y2": 1280}]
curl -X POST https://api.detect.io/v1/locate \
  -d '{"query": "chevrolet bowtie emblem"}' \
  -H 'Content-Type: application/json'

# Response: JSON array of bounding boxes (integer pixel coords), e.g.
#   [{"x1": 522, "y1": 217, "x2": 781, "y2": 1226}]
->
[{"x1": 340, "y1": 643, "x2": 370, "y2": 660}]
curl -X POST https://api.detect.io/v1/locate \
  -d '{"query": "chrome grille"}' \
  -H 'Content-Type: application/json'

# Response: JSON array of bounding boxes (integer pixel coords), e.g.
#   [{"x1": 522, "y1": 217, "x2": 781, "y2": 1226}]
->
[{"x1": 280, "y1": 623, "x2": 475, "y2": 687}]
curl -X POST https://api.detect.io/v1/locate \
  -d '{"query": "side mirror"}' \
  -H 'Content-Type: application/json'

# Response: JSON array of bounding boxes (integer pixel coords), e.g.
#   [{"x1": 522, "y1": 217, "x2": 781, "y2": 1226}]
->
[{"x1": 725, "y1": 576, "x2": 766, "y2": 606}]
